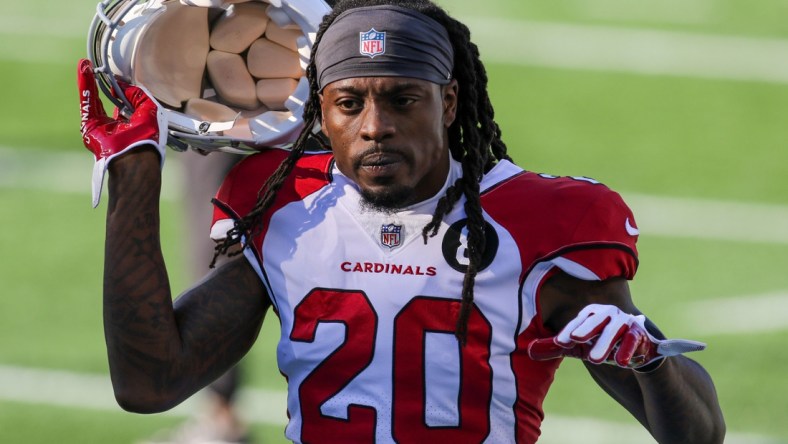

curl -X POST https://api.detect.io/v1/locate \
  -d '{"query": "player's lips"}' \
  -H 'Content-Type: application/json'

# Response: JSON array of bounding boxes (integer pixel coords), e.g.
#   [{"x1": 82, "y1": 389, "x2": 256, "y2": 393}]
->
[{"x1": 355, "y1": 149, "x2": 408, "y2": 176}]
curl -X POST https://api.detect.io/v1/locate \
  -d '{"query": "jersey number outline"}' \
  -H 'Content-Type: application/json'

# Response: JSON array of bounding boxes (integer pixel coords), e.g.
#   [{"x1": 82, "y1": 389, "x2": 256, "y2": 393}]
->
[{"x1": 291, "y1": 289, "x2": 494, "y2": 443}]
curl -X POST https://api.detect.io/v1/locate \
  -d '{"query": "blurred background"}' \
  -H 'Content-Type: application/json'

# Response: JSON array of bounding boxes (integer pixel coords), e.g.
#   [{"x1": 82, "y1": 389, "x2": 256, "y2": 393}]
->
[{"x1": 1, "y1": 0, "x2": 786, "y2": 442}]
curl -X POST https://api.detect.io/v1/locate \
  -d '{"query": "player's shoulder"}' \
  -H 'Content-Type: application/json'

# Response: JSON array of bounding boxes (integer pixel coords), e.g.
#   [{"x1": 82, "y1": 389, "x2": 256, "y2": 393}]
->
[
  {"x1": 221, "y1": 149, "x2": 332, "y2": 192},
  {"x1": 215, "y1": 149, "x2": 334, "y2": 217},
  {"x1": 480, "y1": 161, "x2": 639, "y2": 276},
  {"x1": 227, "y1": 148, "x2": 333, "y2": 183},
  {"x1": 481, "y1": 159, "x2": 625, "y2": 213}
]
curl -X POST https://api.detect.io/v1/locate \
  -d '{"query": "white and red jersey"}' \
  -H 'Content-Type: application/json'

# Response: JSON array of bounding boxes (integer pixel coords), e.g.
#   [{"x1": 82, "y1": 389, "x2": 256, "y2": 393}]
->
[{"x1": 211, "y1": 149, "x2": 639, "y2": 444}]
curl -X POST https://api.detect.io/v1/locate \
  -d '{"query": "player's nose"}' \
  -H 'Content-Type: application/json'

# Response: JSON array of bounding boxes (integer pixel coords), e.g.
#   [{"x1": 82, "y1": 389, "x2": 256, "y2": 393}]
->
[{"x1": 359, "y1": 103, "x2": 395, "y2": 143}]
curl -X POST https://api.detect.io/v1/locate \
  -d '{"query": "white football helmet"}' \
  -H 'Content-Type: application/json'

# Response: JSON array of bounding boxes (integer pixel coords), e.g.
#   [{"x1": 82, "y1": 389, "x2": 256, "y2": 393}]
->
[{"x1": 87, "y1": 0, "x2": 331, "y2": 153}]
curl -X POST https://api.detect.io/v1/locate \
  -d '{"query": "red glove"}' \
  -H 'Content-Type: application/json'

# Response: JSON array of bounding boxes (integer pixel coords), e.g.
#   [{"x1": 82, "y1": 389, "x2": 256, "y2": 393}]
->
[
  {"x1": 528, "y1": 304, "x2": 706, "y2": 370},
  {"x1": 77, "y1": 59, "x2": 166, "y2": 207}
]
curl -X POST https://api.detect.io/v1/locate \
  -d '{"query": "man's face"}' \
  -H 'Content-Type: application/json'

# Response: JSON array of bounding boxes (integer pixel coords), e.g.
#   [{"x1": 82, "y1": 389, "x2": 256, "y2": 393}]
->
[{"x1": 320, "y1": 76, "x2": 458, "y2": 210}]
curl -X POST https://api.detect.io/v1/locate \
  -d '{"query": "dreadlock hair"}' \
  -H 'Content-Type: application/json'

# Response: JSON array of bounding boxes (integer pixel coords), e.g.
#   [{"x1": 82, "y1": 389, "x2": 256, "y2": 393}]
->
[{"x1": 214, "y1": 0, "x2": 511, "y2": 344}]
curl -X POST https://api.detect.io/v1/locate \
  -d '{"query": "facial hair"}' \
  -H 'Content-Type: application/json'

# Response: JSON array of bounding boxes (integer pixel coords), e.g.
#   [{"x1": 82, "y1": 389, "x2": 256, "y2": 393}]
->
[
  {"x1": 359, "y1": 183, "x2": 414, "y2": 213},
  {"x1": 353, "y1": 145, "x2": 416, "y2": 212}
]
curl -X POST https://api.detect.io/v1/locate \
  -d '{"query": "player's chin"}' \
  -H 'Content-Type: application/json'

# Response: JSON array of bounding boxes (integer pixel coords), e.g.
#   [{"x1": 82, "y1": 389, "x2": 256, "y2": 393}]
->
[{"x1": 360, "y1": 182, "x2": 414, "y2": 212}]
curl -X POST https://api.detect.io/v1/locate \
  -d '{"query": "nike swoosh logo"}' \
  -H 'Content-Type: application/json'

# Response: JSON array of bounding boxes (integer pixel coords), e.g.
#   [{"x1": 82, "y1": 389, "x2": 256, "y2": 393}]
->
[{"x1": 625, "y1": 217, "x2": 640, "y2": 236}]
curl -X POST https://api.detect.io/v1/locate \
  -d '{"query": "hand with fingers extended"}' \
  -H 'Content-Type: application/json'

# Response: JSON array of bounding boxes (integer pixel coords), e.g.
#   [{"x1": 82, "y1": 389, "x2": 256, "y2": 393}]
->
[
  {"x1": 77, "y1": 58, "x2": 167, "y2": 207},
  {"x1": 528, "y1": 304, "x2": 706, "y2": 371}
]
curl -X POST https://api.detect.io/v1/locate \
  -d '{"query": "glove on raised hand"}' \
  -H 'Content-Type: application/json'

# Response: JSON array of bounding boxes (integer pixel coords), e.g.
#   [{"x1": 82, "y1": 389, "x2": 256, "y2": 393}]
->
[
  {"x1": 527, "y1": 304, "x2": 706, "y2": 371},
  {"x1": 77, "y1": 59, "x2": 167, "y2": 207}
]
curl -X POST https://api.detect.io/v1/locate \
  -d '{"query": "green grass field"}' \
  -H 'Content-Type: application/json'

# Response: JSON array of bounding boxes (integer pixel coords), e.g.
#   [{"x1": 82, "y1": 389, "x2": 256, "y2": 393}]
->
[{"x1": 1, "y1": 0, "x2": 787, "y2": 442}]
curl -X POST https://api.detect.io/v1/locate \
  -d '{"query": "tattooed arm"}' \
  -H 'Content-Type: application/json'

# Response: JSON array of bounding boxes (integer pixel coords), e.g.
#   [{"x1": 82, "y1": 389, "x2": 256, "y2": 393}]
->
[
  {"x1": 539, "y1": 272, "x2": 725, "y2": 444},
  {"x1": 103, "y1": 148, "x2": 268, "y2": 413}
]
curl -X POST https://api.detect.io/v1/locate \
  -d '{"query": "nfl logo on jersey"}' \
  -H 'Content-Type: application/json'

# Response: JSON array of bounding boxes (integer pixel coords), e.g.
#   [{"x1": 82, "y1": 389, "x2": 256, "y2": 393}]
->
[
  {"x1": 359, "y1": 28, "x2": 385, "y2": 58},
  {"x1": 380, "y1": 223, "x2": 402, "y2": 249}
]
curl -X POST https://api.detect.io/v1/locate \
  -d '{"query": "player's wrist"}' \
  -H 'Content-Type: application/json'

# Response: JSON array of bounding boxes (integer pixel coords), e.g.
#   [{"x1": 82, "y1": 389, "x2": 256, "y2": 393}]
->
[
  {"x1": 632, "y1": 356, "x2": 666, "y2": 374},
  {"x1": 107, "y1": 145, "x2": 163, "y2": 173}
]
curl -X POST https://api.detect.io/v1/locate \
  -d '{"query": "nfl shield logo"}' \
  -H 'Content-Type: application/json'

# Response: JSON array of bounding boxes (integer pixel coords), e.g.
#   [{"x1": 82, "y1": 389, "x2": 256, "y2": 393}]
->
[
  {"x1": 380, "y1": 223, "x2": 402, "y2": 249},
  {"x1": 360, "y1": 28, "x2": 386, "y2": 58}
]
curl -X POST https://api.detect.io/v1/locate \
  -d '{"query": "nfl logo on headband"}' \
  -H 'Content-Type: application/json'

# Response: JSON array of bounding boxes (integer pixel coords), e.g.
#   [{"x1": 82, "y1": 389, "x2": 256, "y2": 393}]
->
[{"x1": 360, "y1": 28, "x2": 386, "y2": 58}]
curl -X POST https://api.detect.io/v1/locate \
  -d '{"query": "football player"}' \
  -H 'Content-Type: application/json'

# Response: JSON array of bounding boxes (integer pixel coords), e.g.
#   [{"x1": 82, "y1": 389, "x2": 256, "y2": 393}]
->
[{"x1": 78, "y1": 0, "x2": 725, "y2": 442}]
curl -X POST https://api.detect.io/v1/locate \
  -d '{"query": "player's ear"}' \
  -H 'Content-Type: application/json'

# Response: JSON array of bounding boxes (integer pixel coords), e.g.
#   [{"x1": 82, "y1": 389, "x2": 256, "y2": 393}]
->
[
  {"x1": 318, "y1": 92, "x2": 330, "y2": 138},
  {"x1": 442, "y1": 79, "x2": 458, "y2": 128}
]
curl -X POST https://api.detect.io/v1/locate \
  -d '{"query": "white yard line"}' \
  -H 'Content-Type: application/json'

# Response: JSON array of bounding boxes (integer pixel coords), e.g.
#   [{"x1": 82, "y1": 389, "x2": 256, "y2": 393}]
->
[
  {"x1": 460, "y1": 17, "x2": 788, "y2": 84},
  {"x1": 622, "y1": 192, "x2": 788, "y2": 245},
  {"x1": 0, "y1": 146, "x2": 184, "y2": 201},
  {"x1": 3, "y1": 147, "x2": 787, "y2": 246},
  {"x1": 0, "y1": 364, "x2": 783, "y2": 443},
  {"x1": 3, "y1": 13, "x2": 788, "y2": 85},
  {"x1": 0, "y1": 17, "x2": 88, "y2": 38},
  {"x1": 574, "y1": 0, "x2": 715, "y2": 25},
  {"x1": 685, "y1": 291, "x2": 788, "y2": 336},
  {"x1": 0, "y1": 16, "x2": 89, "y2": 63}
]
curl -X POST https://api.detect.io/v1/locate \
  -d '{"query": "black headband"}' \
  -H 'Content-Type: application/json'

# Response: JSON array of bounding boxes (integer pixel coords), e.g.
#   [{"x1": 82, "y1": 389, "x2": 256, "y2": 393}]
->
[{"x1": 315, "y1": 5, "x2": 454, "y2": 90}]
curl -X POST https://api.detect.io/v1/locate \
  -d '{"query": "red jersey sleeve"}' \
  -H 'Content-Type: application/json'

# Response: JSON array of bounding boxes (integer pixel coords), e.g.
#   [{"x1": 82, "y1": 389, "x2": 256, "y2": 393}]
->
[
  {"x1": 210, "y1": 149, "x2": 334, "y2": 242},
  {"x1": 556, "y1": 185, "x2": 639, "y2": 280},
  {"x1": 482, "y1": 171, "x2": 639, "y2": 282},
  {"x1": 211, "y1": 149, "x2": 291, "y2": 227}
]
